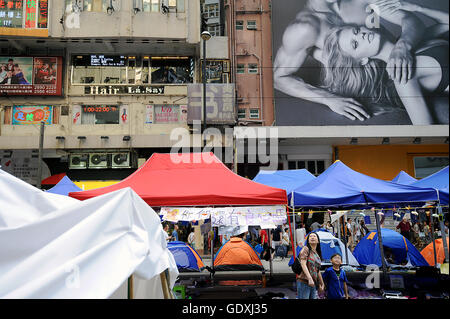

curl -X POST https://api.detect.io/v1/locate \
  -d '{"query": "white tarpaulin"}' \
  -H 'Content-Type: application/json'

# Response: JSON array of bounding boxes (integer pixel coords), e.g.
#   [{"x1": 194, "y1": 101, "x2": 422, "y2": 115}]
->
[
  {"x1": 160, "y1": 206, "x2": 287, "y2": 228},
  {"x1": 0, "y1": 187, "x2": 178, "y2": 299},
  {"x1": 0, "y1": 167, "x2": 79, "y2": 228}
]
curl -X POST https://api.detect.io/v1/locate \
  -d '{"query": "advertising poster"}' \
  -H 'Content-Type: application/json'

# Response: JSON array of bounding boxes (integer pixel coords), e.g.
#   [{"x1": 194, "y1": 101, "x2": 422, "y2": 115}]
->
[
  {"x1": 272, "y1": 0, "x2": 448, "y2": 126},
  {"x1": 0, "y1": 56, "x2": 63, "y2": 95}
]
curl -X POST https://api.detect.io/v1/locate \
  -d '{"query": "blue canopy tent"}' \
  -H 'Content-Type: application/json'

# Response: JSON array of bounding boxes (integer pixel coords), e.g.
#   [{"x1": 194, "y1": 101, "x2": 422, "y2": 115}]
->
[
  {"x1": 46, "y1": 176, "x2": 82, "y2": 196},
  {"x1": 291, "y1": 161, "x2": 439, "y2": 208},
  {"x1": 409, "y1": 166, "x2": 449, "y2": 205},
  {"x1": 391, "y1": 171, "x2": 417, "y2": 185},
  {"x1": 253, "y1": 169, "x2": 316, "y2": 195},
  {"x1": 353, "y1": 228, "x2": 429, "y2": 267}
]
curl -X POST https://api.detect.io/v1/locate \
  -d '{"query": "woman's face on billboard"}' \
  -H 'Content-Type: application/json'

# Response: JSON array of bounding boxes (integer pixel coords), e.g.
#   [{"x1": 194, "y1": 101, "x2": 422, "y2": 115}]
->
[{"x1": 338, "y1": 26, "x2": 381, "y2": 61}]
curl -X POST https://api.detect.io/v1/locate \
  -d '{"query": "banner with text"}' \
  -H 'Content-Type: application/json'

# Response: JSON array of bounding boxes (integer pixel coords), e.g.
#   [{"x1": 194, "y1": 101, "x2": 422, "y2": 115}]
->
[{"x1": 160, "y1": 206, "x2": 286, "y2": 228}]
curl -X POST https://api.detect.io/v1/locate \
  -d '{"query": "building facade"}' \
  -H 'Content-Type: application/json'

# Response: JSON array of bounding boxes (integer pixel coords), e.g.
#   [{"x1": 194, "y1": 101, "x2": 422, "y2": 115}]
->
[{"x1": 231, "y1": 0, "x2": 449, "y2": 180}]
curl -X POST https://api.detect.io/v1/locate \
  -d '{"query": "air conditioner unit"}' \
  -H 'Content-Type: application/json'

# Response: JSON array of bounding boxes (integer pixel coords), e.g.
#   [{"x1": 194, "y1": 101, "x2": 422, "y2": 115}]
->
[
  {"x1": 69, "y1": 153, "x2": 88, "y2": 169},
  {"x1": 89, "y1": 153, "x2": 108, "y2": 169},
  {"x1": 111, "y1": 152, "x2": 130, "y2": 168}
]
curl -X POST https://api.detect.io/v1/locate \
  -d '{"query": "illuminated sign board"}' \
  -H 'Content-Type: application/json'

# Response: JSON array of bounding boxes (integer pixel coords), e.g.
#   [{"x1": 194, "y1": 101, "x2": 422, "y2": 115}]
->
[
  {"x1": 82, "y1": 105, "x2": 118, "y2": 113},
  {"x1": 73, "y1": 55, "x2": 127, "y2": 67},
  {"x1": 12, "y1": 105, "x2": 53, "y2": 125},
  {"x1": 0, "y1": 0, "x2": 47, "y2": 29}
]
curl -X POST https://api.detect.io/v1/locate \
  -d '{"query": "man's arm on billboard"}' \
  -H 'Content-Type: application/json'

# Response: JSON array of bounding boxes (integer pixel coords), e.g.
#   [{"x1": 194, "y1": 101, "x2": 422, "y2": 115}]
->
[
  {"x1": 394, "y1": 79, "x2": 433, "y2": 125},
  {"x1": 373, "y1": 0, "x2": 426, "y2": 84},
  {"x1": 273, "y1": 19, "x2": 370, "y2": 121}
]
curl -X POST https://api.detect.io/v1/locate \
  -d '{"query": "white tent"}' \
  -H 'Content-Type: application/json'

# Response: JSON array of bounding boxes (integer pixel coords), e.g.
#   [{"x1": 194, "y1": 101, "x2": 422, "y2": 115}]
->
[
  {"x1": 0, "y1": 168, "x2": 79, "y2": 228},
  {"x1": 0, "y1": 172, "x2": 178, "y2": 298}
]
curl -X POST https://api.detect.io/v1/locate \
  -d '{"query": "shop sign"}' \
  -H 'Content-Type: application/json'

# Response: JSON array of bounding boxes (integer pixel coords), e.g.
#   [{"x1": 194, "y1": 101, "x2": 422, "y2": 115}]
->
[{"x1": 84, "y1": 85, "x2": 164, "y2": 95}]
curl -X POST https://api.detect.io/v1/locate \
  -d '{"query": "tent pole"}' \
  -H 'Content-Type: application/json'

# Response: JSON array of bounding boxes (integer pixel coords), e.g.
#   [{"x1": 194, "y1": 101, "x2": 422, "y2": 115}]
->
[
  {"x1": 127, "y1": 275, "x2": 134, "y2": 299},
  {"x1": 341, "y1": 215, "x2": 349, "y2": 266},
  {"x1": 210, "y1": 227, "x2": 215, "y2": 284},
  {"x1": 287, "y1": 205, "x2": 296, "y2": 259},
  {"x1": 160, "y1": 269, "x2": 173, "y2": 299},
  {"x1": 438, "y1": 205, "x2": 449, "y2": 264},
  {"x1": 268, "y1": 228, "x2": 273, "y2": 278},
  {"x1": 374, "y1": 210, "x2": 388, "y2": 277},
  {"x1": 291, "y1": 192, "x2": 296, "y2": 249},
  {"x1": 430, "y1": 213, "x2": 438, "y2": 267}
]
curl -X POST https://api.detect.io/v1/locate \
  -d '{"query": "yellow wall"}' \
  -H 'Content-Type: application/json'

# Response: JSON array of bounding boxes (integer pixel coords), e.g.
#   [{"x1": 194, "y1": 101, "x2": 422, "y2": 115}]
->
[{"x1": 335, "y1": 144, "x2": 449, "y2": 180}]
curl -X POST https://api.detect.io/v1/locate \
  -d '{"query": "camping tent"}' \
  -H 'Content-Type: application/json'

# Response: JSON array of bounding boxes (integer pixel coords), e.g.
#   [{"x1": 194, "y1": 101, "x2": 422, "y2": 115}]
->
[
  {"x1": 253, "y1": 169, "x2": 316, "y2": 195},
  {"x1": 0, "y1": 167, "x2": 79, "y2": 228},
  {"x1": 167, "y1": 241, "x2": 205, "y2": 272},
  {"x1": 392, "y1": 171, "x2": 417, "y2": 185},
  {"x1": 421, "y1": 238, "x2": 450, "y2": 266},
  {"x1": 69, "y1": 153, "x2": 287, "y2": 207},
  {"x1": 0, "y1": 187, "x2": 178, "y2": 298},
  {"x1": 213, "y1": 237, "x2": 264, "y2": 271},
  {"x1": 291, "y1": 161, "x2": 439, "y2": 207},
  {"x1": 288, "y1": 229, "x2": 359, "y2": 267},
  {"x1": 409, "y1": 166, "x2": 449, "y2": 205},
  {"x1": 353, "y1": 228, "x2": 429, "y2": 267},
  {"x1": 46, "y1": 175, "x2": 82, "y2": 196}
]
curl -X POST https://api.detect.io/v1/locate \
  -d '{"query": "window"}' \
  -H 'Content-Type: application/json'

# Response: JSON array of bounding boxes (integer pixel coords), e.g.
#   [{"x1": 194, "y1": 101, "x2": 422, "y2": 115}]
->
[
  {"x1": 82, "y1": 0, "x2": 111, "y2": 12},
  {"x1": 204, "y1": 3, "x2": 219, "y2": 18},
  {"x1": 247, "y1": 20, "x2": 257, "y2": 30},
  {"x1": 238, "y1": 109, "x2": 246, "y2": 119},
  {"x1": 249, "y1": 109, "x2": 259, "y2": 119},
  {"x1": 287, "y1": 160, "x2": 326, "y2": 176},
  {"x1": 143, "y1": 0, "x2": 160, "y2": 12},
  {"x1": 71, "y1": 55, "x2": 192, "y2": 84},
  {"x1": 150, "y1": 57, "x2": 193, "y2": 84},
  {"x1": 236, "y1": 64, "x2": 245, "y2": 74},
  {"x1": 248, "y1": 64, "x2": 258, "y2": 74},
  {"x1": 81, "y1": 105, "x2": 120, "y2": 124},
  {"x1": 207, "y1": 24, "x2": 221, "y2": 37},
  {"x1": 413, "y1": 156, "x2": 449, "y2": 179},
  {"x1": 236, "y1": 20, "x2": 243, "y2": 30}
]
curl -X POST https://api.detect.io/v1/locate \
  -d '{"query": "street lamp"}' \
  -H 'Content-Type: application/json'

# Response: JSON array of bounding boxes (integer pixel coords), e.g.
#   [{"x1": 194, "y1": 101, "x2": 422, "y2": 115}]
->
[{"x1": 201, "y1": 31, "x2": 211, "y2": 146}]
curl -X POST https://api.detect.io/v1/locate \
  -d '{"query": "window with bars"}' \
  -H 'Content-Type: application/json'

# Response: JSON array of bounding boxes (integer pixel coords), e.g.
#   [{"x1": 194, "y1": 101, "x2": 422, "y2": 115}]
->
[
  {"x1": 204, "y1": 3, "x2": 219, "y2": 18},
  {"x1": 248, "y1": 64, "x2": 258, "y2": 74},
  {"x1": 249, "y1": 109, "x2": 259, "y2": 119},
  {"x1": 238, "y1": 108, "x2": 246, "y2": 119},
  {"x1": 207, "y1": 24, "x2": 221, "y2": 36},
  {"x1": 247, "y1": 20, "x2": 257, "y2": 30},
  {"x1": 287, "y1": 160, "x2": 326, "y2": 176}
]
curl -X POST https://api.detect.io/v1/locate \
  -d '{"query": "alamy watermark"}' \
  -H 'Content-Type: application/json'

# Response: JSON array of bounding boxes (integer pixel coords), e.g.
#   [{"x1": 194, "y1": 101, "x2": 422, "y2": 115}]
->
[{"x1": 169, "y1": 121, "x2": 279, "y2": 170}]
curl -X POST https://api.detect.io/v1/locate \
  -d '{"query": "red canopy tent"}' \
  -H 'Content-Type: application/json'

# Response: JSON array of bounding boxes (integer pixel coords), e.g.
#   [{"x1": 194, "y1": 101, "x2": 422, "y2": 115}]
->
[
  {"x1": 69, "y1": 152, "x2": 287, "y2": 206},
  {"x1": 41, "y1": 173, "x2": 66, "y2": 185}
]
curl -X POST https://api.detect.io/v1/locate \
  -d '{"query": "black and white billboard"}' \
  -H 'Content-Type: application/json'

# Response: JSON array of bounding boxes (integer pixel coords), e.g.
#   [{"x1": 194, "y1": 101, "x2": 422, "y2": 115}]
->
[{"x1": 272, "y1": 0, "x2": 448, "y2": 125}]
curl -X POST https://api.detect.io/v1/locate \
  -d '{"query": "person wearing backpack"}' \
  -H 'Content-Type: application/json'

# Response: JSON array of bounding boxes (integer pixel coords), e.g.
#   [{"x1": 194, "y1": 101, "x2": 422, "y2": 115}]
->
[{"x1": 294, "y1": 232, "x2": 324, "y2": 299}]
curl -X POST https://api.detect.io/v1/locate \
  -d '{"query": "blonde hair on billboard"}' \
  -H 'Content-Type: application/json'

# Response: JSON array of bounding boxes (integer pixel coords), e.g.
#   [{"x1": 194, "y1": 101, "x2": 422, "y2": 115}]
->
[{"x1": 321, "y1": 26, "x2": 402, "y2": 112}]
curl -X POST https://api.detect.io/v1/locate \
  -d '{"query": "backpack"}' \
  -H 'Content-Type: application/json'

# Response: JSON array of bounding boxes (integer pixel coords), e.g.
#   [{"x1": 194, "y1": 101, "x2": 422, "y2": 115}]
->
[{"x1": 291, "y1": 247, "x2": 310, "y2": 275}]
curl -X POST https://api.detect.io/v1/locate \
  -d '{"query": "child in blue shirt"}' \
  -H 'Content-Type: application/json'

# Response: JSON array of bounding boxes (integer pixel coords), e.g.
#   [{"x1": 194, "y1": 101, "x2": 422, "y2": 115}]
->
[{"x1": 322, "y1": 253, "x2": 349, "y2": 299}]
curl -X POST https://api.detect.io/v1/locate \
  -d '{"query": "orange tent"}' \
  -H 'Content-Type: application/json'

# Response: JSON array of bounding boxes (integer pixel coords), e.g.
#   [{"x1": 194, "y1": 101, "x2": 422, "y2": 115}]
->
[
  {"x1": 213, "y1": 237, "x2": 264, "y2": 271},
  {"x1": 421, "y1": 238, "x2": 450, "y2": 266}
]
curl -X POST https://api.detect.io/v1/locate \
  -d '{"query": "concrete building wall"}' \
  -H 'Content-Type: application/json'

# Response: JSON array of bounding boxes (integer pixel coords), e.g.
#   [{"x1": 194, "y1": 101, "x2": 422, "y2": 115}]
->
[{"x1": 226, "y1": 0, "x2": 273, "y2": 126}]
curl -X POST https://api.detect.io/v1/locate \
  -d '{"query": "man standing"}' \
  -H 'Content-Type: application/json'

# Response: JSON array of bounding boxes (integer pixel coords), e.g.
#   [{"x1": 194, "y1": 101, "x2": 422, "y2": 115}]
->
[
  {"x1": 397, "y1": 217, "x2": 412, "y2": 241},
  {"x1": 274, "y1": 0, "x2": 425, "y2": 120}
]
